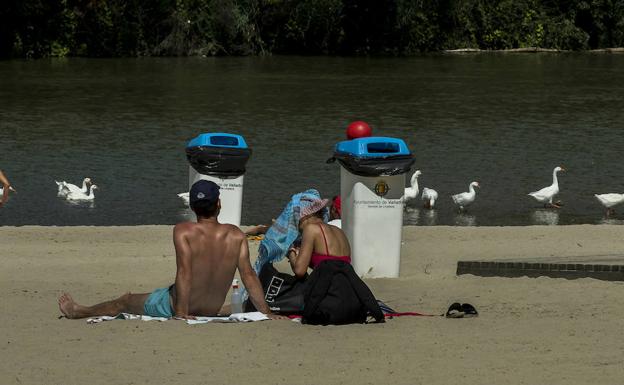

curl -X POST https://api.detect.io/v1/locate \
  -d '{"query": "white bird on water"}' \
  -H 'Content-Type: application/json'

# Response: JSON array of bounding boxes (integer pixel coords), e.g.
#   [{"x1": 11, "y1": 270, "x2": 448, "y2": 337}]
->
[
  {"x1": 452, "y1": 181, "x2": 480, "y2": 211},
  {"x1": 56, "y1": 178, "x2": 92, "y2": 197},
  {"x1": 177, "y1": 192, "x2": 190, "y2": 206},
  {"x1": 403, "y1": 170, "x2": 421, "y2": 204},
  {"x1": 528, "y1": 166, "x2": 565, "y2": 208},
  {"x1": 66, "y1": 185, "x2": 98, "y2": 201},
  {"x1": 594, "y1": 193, "x2": 624, "y2": 216},
  {"x1": 421, "y1": 187, "x2": 438, "y2": 209}
]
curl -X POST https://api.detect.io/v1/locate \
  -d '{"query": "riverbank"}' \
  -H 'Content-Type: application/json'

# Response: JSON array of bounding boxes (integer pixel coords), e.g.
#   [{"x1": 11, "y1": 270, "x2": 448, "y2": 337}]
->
[
  {"x1": 4, "y1": 0, "x2": 624, "y2": 59},
  {"x1": 445, "y1": 47, "x2": 624, "y2": 53},
  {"x1": 2, "y1": 225, "x2": 624, "y2": 384}
]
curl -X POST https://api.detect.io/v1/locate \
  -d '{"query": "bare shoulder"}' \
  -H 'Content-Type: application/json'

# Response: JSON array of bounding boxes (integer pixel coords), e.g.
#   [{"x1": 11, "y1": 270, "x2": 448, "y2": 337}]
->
[
  {"x1": 222, "y1": 223, "x2": 245, "y2": 239},
  {"x1": 302, "y1": 222, "x2": 321, "y2": 237},
  {"x1": 174, "y1": 221, "x2": 197, "y2": 234},
  {"x1": 173, "y1": 222, "x2": 203, "y2": 239},
  {"x1": 220, "y1": 224, "x2": 246, "y2": 251}
]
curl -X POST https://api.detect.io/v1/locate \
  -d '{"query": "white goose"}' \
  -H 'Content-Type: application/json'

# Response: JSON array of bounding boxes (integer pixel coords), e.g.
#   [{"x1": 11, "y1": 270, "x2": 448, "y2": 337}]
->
[
  {"x1": 452, "y1": 181, "x2": 480, "y2": 211},
  {"x1": 594, "y1": 193, "x2": 624, "y2": 216},
  {"x1": 404, "y1": 170, "x2": 421, "y2": 204},
  {"x1": 177, "y1": 192, "x2": 190, "y2": 206},
  {"x1": 66, "y1": 185, "x2": 98, "y2": 201},
  {"x1": 528, "y1": 166, "x2": 565, "y2": 208},
  {"x1": 421, "y1": 187, "x2": 438, "y2": 209},
  {"x1": 56, "y1": 178, "x2": 92, "y2": 197}
]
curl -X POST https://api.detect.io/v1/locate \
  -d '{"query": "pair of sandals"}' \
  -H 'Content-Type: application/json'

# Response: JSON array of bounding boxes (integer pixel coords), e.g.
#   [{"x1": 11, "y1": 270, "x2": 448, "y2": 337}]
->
[{"x1": 445, "y1": 302, "x2": 478, "y2": 318}]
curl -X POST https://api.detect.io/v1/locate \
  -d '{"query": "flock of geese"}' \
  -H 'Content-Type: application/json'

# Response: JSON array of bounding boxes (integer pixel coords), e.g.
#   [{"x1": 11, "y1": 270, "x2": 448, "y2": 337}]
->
[
  {"x1": 55, "y1": 177, "x2": 97, "y2": 201},
  {"x1": 52, "y1": 179, "x2": 188, "y2": 205},
  {"x1": 403, "y1": 170, "x2": 481, "y2": 211},
  {"x1": 51, "y1": 167, "x2": 624, "y2": 217},
  {"x1": 404, "y1": 166, "x2": 624, "y2": 216}
]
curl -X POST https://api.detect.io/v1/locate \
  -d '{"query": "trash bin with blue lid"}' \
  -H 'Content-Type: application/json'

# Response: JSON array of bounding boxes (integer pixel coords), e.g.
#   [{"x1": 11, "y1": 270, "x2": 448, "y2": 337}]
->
[
  {"x1": 186, "y1": 133, "x2": 251, "y2": 226},
  {"x1": 330, "y1": 136, "x2": 415, "y2": 278}
]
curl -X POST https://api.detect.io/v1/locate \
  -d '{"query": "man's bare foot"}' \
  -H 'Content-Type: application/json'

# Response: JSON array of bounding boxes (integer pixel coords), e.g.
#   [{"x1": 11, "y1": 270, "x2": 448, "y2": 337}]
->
[{"x1": 58, "y1": 292, "x2": 79, "y2": 319}]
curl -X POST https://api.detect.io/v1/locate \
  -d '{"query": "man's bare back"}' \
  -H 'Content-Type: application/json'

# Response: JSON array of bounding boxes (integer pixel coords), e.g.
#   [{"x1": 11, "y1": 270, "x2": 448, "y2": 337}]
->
[{"x1": 171, "y1": 219, "x2": 264, "y2": 316}]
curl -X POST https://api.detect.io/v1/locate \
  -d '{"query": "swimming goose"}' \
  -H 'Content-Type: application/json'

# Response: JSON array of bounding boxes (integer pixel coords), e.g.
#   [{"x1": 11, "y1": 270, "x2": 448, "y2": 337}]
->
[
  {"x1": 594, "y1": 193, "x2": 624, "y2": 216},
  {"x1": 56, "y1": 178, "x2": 92, "y2": 197},
  {"x1": 452, "y1": 182, "x2": 480, "y2": 211},
  {"x1": 421, "y1": 187, "x2": 438, "y2": 209},
  {"x1": 177, "y1": 192, "x2": 190, "y2": 206},
  {"x1": 66, "y1": 185, "x2": 97, "y2": 201},
  {"x1": 528, "y1": 166, "x2": 565, "y2": 208},
  {"x1": 404, "y1": 170, "x2": 421, "y2": 203}
]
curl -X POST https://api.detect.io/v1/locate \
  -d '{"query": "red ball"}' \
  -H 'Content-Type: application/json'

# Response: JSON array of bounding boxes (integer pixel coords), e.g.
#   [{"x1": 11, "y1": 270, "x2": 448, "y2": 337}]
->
[{"x1": 346, "y1": 121, "x2": 372, "y2": 140}]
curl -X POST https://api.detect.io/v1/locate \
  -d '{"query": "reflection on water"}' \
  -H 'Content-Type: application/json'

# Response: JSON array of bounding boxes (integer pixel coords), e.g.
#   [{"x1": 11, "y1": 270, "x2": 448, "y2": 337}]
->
[
  {"x1": 531, "y1": 210, "x2": 559, "y2": 225},
  {"x1": 454, "y1": 213, "x2": 476, "y2": 226},
  {"x1": 599, "y1": 217, "x2": 624, "y2": 225},
  {"x1": 63, "y1": 200, "x2": 95, "y2": 209},
  {"x1": 403, "y1": 207, "x2": 420, "y2": 225},
  {"x1": 177, "y1": 208, "x2": 195, "y2": 222},
  {"x1": 421, "y1": 209, "x2": 438, "y2": 226},
  {"x1": 403, "y1": 206, "x2": 441, "y2": 226}
]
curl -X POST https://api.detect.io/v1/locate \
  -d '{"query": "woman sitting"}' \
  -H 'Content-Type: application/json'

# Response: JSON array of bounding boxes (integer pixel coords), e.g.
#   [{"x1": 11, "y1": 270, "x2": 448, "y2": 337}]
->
[
  {"x1": 252, "y1": 193, "x2": 383, "y2": 324},
  {"x1": 286, "y1": 197, "x2": 351, "y2": 278}
]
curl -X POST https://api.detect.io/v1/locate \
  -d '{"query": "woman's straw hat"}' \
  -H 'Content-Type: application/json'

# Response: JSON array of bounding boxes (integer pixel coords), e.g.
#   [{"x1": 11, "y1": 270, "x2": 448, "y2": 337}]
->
[{"x1": 299, "y1": 197, "x2": 330, "y2": 219}]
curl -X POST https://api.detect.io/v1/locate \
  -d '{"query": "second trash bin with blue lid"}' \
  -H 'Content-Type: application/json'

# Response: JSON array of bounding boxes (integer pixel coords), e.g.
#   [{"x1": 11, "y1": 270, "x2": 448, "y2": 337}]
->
[
  {"x1": 186, "y1": 133, "x2": 251, "y2": 226},
  {"x1": 332, "y1": 137, "x2": 414, "y2": 177},
  {"x1": 330, "y1": 136, "x2": 415, "y2": 278}
]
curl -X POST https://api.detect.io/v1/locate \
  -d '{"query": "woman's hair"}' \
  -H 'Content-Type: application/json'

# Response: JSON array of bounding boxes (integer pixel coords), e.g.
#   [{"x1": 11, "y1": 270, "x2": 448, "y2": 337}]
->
[
  {"x1": 299, "y1": 208, "x2": 326, "y2": 226},
  {"x1": 314, "y1": 209, "x2": 326, "y2": 218},
  {"x1": 191, "y1": 200, "x2": 219, "y2": 217}
]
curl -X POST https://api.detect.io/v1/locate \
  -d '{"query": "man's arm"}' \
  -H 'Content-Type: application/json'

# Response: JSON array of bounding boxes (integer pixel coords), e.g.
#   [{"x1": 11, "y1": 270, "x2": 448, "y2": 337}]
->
[
  {"x1": 237, "y1": 235, "x2": 279, "y2": 317},
  {"x1": 173, "y1": 225, "x2": 194, "y2": 319}
]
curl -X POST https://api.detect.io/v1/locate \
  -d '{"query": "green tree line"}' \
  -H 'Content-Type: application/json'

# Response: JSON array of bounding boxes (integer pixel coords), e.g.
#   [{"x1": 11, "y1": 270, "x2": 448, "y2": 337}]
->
[{"x1": 1, "y1": 0, "x2": 623, "y2": 58}]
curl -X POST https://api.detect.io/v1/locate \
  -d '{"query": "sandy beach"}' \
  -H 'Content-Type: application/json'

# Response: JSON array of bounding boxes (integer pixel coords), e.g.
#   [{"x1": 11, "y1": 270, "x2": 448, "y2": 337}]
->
[{"x1": 2, "y1": 225, "x2": 624, "y2": 385}]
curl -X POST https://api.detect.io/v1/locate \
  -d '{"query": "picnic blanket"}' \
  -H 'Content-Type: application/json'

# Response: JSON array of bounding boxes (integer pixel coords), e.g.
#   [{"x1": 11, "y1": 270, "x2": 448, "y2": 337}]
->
[{"x1": 85, "y1": 311, "x2": 270, "y2": 324}]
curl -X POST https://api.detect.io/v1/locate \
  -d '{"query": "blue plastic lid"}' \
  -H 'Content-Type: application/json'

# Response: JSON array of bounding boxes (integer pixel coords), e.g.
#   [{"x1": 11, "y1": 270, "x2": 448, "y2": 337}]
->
[
  {"x1": 334, "y1": 137, "x2": 411, "y2": 158},
  {"x1": 187, "y1": 133, "x2": 248, "y2": 149}
]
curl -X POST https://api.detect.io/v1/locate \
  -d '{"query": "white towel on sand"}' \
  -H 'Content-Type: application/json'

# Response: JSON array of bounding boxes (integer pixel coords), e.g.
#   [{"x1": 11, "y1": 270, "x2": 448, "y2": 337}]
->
[
  {"x1": 86, "y1": 311, "x2": 270, "y2": 324},
  {"x1": 187, "y1": 312, "x2": 270, "y2": 324}
]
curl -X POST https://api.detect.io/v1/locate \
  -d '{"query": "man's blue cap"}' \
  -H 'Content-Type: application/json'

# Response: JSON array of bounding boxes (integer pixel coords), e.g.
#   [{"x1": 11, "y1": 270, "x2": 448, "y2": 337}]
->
[{"x1": 189, "y1": 180, "x2": 220, "y2": 206}]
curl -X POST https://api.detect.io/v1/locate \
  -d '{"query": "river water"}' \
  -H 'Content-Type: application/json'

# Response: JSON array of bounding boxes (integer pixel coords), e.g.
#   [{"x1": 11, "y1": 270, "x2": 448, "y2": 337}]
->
[{"x1": 1, "y1": 55, "x2": 623, "y2": 226}]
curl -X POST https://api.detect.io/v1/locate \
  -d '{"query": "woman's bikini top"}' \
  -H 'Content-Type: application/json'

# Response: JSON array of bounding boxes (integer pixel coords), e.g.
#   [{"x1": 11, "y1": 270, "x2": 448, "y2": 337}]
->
[{"x1": 309, "y1": 224, "x2": 351, "y2": 269}]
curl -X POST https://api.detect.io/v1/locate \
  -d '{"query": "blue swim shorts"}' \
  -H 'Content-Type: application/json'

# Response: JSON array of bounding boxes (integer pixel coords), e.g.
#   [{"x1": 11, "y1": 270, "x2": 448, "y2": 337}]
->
[{"x1": 143, "y1": 286, "x2": 173, "y2": 318}]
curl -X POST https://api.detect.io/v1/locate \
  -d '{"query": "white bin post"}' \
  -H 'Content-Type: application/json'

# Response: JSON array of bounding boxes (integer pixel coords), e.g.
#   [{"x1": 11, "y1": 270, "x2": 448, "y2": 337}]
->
[
  {"x1": 341, "y1": 167, "x2": 405, "y2": 278},
  {"x1": 188, "y1": 169, "x2": 244, "y2": 226}
]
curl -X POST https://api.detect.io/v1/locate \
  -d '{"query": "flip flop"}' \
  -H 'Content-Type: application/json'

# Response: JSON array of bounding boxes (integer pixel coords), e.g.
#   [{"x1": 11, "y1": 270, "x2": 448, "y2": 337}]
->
[
  {"x1": 461, "y1": 303, "x2": 478, "y2": 317},
  {"x1": 445, "y1": 302, "x2": 465, "y2": 318}
]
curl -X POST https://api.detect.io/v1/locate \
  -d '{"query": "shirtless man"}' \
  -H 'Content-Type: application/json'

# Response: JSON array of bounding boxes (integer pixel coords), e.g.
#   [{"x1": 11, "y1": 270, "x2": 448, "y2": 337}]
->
[{"x1": 58, "y1": 180, "x2": 280, "y2": 320}]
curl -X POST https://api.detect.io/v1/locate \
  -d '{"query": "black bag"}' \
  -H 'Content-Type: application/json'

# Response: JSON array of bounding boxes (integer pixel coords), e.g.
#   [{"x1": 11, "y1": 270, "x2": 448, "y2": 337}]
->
[
  {"x1": 186, "y1": 145, "x2": 252, "y2": 177},
  {"x1": 302, "y1": 260, "x2": 385, "y2": 325},
  {"x1": 244, "y1": 263, "x2": 307, "y2": 314},
  {"x1": 327, "y1": 153, "x2": 415, "y2": 177}
]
